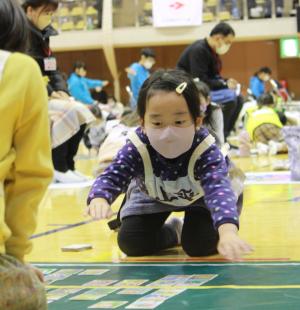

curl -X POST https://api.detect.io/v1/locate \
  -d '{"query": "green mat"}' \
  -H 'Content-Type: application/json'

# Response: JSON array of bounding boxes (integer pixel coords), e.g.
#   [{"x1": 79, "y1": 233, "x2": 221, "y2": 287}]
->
[{"x1": 36, "y1": 262, "x2": 300, "y2": 309}]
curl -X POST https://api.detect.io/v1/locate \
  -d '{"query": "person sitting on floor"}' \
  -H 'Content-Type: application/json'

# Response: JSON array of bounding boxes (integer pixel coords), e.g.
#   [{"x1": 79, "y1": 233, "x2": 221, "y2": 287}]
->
[
  {"x1": 245, "y1": 93, "x2": 287, "y2": 155},
  {"x1": 68, "y1": 61, "x2": 109, "y2": 105},
  {"x1": 249, "y1": 67, "x2": 272, "y2": 99}
]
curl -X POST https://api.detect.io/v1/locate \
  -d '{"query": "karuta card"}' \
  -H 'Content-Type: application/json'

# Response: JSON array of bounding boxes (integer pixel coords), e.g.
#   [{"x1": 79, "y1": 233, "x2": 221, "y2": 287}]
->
[
  {"x1": 47, "y1": 288, "x2": 83, "y2": 301},
  {"x1": 114, "y1": 279, "x2": 149, "y2": 287},
  {"x1": 47, "y1": 269, "x2": 83, "y2": 277},
  {"x1": 125, "y1": 297, "x2": 166, "y2": 309},
  {"x1": 83, "y1": 279, "x2": 119, "y2": 287},
  {"x1": 45, "y1": 269, "x2": 83, "y2": 283},
  {"x1": 45, "y1": 274, "x2": 69, "y2": 284},
  {"x1": 70, "y1": 288, "x2": 119, "y2": 300},
  {"x1": 149, "y1": 288, "x2": 186, "y2": 298},
  {"x1": 146, "y1": 275, "x2": 192, "y2": 287},
  {"x1": 117, "y1": 288, "x2": 153, "y2": 295},
  {"x1": 184, "y1": 274, "x2": 218, "y2": 286},
  {"x1": 61, "y1": 244, "x2": 93, "y2": 252},
  {"x1": 89, "y1": 300, "x2": 128, "y2": 308},
  {"x1": 190, "y1": 274, "x2": 218, "y2": 279},
  {"x1": 79, "y1": 269, "x2": 110, "y2": 276},
  {"x1": 70, "y1": 293, "x2": 106, "y2": 301},
  {"x1": 42, "y1": 268, "x2": 57, "y2": 275}
]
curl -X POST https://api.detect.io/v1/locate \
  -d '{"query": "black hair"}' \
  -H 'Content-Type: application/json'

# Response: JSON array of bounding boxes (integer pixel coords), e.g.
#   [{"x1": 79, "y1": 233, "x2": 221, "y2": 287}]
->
[
  {"x1": 210, "y1": 22, "x2": 235, "y2": 37},
  {"x1": 194, "y1": 80, "x2": 223, "y2": 146},
  {"x1": 137, "y1": 69, "x2": 200, "y2": 123},
  {"x1": 195, "y1": 80, "x2": 211, "y2": 118},
  {"x1": 255, "y1": 66, "x2": 272, "y2": 76},
  {"x1": 195, "y1": 80, "x2": 210, "y2": 99},
  {"x1": 73, "y1": 61, "x2": 87, "y2": 71},
  {"x1": 22, "y1": 0, "x2": 59, "y2": 12},
  {"x1": 257, "y1": 93, "x2": 274, "y2": 107},
  {"x1": 0, "y1": 0, "x2": 29, "y2": 52},
  {"x1": 141, "y1": 48, "x2": 156, "y2": 58}
]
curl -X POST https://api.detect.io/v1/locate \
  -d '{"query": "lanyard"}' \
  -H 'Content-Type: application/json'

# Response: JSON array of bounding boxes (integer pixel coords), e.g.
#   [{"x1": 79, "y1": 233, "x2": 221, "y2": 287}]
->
[{"x1": 43, "y1": 46, "x2": 52, "y2": 57}]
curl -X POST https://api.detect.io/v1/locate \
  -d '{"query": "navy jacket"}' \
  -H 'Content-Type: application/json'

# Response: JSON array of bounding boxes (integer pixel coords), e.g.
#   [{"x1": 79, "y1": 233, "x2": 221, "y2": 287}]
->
[
  {"x1": 177, "y1": 39, "x2": 227, "y2": 91},
  {"x1": 27, "y1": 22, "x2": 68, "y2": 96}
]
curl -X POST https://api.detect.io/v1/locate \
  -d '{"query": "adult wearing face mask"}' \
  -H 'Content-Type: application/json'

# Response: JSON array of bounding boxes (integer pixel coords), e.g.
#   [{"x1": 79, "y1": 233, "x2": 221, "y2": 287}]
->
[
  {"x1": 126, "y1": 48, "x2": 156, "y2": 110},
  {"x1": 249, "y1": 67, "x2": 272, "y2": 99},
  {"x1": 177, "y1": 22, "x2": 243, "y2": 139},
  {"x1": 22, "y1": 0, "x2": 67, "y2": 99},
  {"x1": 22, "y1": 0, "x2": 95, "y2": 183}
]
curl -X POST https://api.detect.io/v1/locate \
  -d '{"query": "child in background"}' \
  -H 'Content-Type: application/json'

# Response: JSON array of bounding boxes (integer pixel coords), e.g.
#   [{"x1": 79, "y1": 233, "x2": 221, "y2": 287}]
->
[
  {"x1": 0, "y1": 0, "x2": 53, "y2": 308},
  {"x1": 126, "y1": 48, "x2": 156, "y2": 109},
  {"x1": 249, "y1": 67, "x2": 272, "y2": 99},
  {"x1": 196, "y1": 80, "x2": 245, "y2": 217},
  {"x1": 86, "y1": 69, "x2": 252, "y2": 261},
  {"x1": 68, "y1": 61, "x2": 109, "y2": 105},
  {"x1": 99, "y1": 95, "x2": 124, "y2": 120},
  {"x1": 195, "y1": 80, "x2": 225, "y2": 147},
  {"x1": 245, "y1": 93, "x2": 287, "y2": 154}
]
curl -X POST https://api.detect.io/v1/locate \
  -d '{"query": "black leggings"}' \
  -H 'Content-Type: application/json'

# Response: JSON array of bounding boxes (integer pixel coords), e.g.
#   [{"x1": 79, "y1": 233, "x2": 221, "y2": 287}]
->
[
  {"x1": 117, "y1": 207, "x2": 219, "y2": 257},
  {"x1": 52, "y1": 124, "x2": 86, "y2": 172}
]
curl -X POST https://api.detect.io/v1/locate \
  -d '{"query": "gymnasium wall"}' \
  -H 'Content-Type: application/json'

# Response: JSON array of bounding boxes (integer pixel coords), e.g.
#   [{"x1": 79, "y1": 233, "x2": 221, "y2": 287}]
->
[{"x1": 55, "y1": 40, "x2": 300, "y2": 104}]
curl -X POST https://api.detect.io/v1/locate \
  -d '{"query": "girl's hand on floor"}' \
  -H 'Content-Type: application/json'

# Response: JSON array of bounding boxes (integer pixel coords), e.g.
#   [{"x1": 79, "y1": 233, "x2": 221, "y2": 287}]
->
[
  {"x1": 85, "y1": 198, "x2": 114, "y2": 220},
  {"x1": 217, "y1": 223, "x2": 253, "y2": 261}
]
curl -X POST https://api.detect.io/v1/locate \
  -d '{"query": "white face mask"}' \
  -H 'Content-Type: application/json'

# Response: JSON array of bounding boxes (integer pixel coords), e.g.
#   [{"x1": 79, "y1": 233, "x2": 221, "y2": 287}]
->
[
  {"x1": 145, "y1": 125, "x2": 195, "y2": 159},
  {"x1": 262, "y1": 75, "x2": 270, "y2": 82},
  {"x1": 37, "y1": 15, "x2": 52, "y2": 30},
  {"x1": 144, "y1": 60, "x2": 154, "y2": 70},
  {"x1": 216, "y1": 43, "x2": 231, "y2": 55}
]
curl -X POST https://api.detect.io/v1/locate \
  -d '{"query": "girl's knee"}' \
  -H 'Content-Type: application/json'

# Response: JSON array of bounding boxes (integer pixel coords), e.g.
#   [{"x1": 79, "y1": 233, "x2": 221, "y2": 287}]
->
[
  {"x1": 182, "y1": 239, "x2": 218, "y2": 257},
  {"x1": 117, "y1": 231, "x2": 155, "y2": 256}
]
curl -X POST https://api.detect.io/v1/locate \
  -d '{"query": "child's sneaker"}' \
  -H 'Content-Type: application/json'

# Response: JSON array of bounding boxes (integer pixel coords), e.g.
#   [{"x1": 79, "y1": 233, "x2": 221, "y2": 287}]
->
[
  {"x1": 268, "y1": 140, "x2": 278, "y2": 155},
  {"x1": 71, "y1": 170, "x2": 90, "y2": 181},
  {"x1": 257, "y1": 142, "x2": 269, "y2": 155},
  {"x1": 166, "y1": 217, "x2": 183, "y2": 245},
  {"x1": 54, "y1": 170, "x2": 83, "y2": 183}
]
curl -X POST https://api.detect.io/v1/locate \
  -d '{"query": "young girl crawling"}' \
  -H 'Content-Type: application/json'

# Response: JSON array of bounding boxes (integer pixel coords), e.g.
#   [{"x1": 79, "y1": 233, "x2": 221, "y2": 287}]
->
[{"x1": 86, "y1": 69, "x2": 252, "y2": 261}]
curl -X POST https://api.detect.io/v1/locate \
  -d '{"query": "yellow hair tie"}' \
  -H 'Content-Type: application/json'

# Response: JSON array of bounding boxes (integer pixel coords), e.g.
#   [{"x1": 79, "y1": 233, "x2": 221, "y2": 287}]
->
[{"x1": 176, "y1": 82, "x2": 187, "y2": 94}]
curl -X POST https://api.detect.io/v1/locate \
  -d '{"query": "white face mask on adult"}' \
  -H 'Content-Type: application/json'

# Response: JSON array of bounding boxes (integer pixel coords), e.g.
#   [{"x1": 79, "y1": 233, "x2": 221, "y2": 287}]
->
[
  {"x1": 37, "y1": 15, "x2": 52, "y2": 30},
  {"x1": 145, "y1": 125, "x2": 195, "y2": 159},
  {"x1": 144, "y1": 60, "x2": 154, "y2": 70},
  {"x1": 216, "y1": 43, "x2": 231, "y2": 55}
]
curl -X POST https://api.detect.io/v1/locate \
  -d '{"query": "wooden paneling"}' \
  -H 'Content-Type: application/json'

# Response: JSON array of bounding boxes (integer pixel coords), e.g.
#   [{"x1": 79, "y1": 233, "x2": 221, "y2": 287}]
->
[
  {"x1": 54, "y1": 40, "x2": 300, "y2": 104},
  {"x1": 277, "y1": 52, "x2": 300, "y2": 99}
]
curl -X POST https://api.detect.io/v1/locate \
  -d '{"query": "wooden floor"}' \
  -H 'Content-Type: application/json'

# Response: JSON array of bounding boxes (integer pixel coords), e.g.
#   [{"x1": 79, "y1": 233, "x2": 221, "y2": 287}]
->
[
  {"x1": 27, "y1": 148, "x2": 300, "y2": 309},
  {"x1": 28, "y1": 151, "x2": 300, "y2": 263}
]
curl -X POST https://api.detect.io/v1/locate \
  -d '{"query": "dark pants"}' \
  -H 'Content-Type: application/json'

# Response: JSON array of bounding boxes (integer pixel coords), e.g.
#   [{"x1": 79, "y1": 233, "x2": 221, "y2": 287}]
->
[
  {"x1": 52, "y1": 125, "x2": 86, "y2": 172},
  {"x1": 117, "y1": 207, "x2": 219, "y2": 257},
  {"x1": 222, "y1": 95, "x2": 244, "y2": 138}
]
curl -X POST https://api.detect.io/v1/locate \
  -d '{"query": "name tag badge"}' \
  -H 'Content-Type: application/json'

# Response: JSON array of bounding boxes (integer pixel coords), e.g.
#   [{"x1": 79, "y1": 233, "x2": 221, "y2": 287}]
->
[{"x1": 44, "y1": 57, "x2": 57, "y2": 71}]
